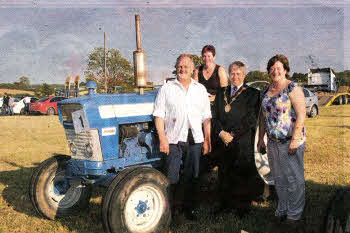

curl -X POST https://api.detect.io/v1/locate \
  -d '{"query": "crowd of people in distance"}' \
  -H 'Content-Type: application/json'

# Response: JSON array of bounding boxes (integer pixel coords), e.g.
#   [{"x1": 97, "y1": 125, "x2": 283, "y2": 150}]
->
[
  {"x1": 153, "y1": 46, "x2": 306, "y2": 225},
  {"x1": 1, "y1": 93, "x2": 14, "y2": 115},
  {"x1": 1, "y1": 93, "x2": 32, "y2": 116}
]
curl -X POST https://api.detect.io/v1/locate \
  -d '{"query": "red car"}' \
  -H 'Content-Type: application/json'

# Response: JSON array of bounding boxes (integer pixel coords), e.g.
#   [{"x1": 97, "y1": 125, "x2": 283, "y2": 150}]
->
[{"x1": 30, "y1": 96, "x2": 67, "y2": 115}]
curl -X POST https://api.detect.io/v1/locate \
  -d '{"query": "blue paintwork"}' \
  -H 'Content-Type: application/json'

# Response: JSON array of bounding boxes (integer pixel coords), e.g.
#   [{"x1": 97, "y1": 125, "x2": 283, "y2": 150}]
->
[
  {"x1": 66, "y1": 157, "x2": 161, "y2": 176},
  {"x1": 57, "y1": 82, "x2": 162, "y2": 181},
  {"x1": 135, "y1": 200, "x2": 149, "y2": 217},
  {"x1": 86, "y1": 81, "x2": 98, "y2": 91}
]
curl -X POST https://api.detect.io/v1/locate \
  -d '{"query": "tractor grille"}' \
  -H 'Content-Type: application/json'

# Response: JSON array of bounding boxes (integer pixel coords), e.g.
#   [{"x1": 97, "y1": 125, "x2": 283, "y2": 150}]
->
[{"x1": 65, "y1": 128, "x2": 103, "y2": 161}]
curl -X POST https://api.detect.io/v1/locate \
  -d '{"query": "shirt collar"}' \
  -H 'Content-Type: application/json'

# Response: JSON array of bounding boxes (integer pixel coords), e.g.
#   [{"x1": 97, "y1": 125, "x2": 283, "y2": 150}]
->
[
  {"x1": 231, "y1": 83, "x2": 243, "y2": 91},
  {"x1": 175, "y1": 78, "x2": 197, "y2": 86}
]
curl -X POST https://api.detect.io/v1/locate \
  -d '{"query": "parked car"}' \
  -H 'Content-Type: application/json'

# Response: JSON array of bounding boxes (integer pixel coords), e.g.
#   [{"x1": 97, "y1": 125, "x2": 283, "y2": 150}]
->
[
  {"x1": 247, "y1": 81, "x2": 319, "y2": 118},
  {"x1": 303, "y1": 87, "x2": 319, "y2": 118},
  {"x1": 246, "y1": 80, "x2": 270, "y2": 92},
  {"x1": 30, "y1": 96, "x2": 67, "y2": 115},
  {"x1": 1, "y1": 97, "x2": 20, "y2": 107},
  {"x1": 13, "y1": 97, "x2": 39, "y2": 115},
  {"x1": 10, "y1": 97, "x2": 20, "y2": 108}
]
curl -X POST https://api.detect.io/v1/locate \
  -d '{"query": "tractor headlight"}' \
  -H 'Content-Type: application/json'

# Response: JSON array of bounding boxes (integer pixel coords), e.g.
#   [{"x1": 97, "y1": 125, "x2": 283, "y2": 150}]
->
[
  {"x1": 85, "y1": 143, "x2": 93, "y2": 157},
  {"x1": 70, "y1": 143, "x2": 77, "y2": 154}
]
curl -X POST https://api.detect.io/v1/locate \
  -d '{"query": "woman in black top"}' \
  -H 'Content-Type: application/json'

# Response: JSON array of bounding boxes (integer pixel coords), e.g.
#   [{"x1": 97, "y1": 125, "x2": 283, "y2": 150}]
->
[
  {"x1": 194, "y1": 45, "x2": 228, "y2": 103},
  {"x1": 194, "y1": 45, "x2": 228, "y2": 178}
]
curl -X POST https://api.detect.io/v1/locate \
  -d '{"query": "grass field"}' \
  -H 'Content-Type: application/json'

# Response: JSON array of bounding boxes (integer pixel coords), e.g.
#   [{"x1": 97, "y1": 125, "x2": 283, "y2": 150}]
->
[
  {"x1": 0, "y1": 89, "x2": 35, "y2": 96},
  {"x1": 0, "y1": 105, "x2": 349, "y2": 233}
]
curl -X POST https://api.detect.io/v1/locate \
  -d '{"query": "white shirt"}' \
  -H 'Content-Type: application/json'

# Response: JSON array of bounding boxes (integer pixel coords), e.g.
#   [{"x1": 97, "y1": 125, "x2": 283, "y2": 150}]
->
[
  {"x1": 23, "y1": 97, "x2": 31, "y2": 104},
  {"x1": 153, "y1": 78, "x2": 211, "y2": 144}
]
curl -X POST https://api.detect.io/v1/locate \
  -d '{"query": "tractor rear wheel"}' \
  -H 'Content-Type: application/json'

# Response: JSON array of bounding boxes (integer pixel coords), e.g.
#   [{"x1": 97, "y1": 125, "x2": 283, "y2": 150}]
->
[
  {"x1": 29, "y1": 155, "x2": 91, "y2": 219},
  {"x1": 101, "y1": 166, "x2": 143, "y2": 233},
  {"x1": 103, "y1": 167, "x2": 170, "y2": 233},
  {"x1": 323, "y1": 188, "x2": 350, "y2": 233}
]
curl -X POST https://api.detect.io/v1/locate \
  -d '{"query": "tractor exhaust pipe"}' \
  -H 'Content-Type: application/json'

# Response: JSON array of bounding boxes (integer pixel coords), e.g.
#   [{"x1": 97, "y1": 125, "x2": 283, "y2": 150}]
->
[{"x1": 133, "y1": 14, "x2": 147, "y2": 95}]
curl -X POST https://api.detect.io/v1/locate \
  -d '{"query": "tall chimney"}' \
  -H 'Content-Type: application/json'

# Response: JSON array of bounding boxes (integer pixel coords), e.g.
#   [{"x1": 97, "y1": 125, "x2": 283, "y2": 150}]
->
[{"x1": 133, "y1": 14, "x2": 147, "y2": 95}]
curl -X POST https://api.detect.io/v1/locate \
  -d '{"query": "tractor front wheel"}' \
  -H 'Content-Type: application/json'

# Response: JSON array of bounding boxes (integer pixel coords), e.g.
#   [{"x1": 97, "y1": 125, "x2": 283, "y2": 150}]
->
[
  {"x1": 29, "y1": 155, "x2": 91, "y2": 219},
  {"x1": 323, "y1": 188, "x2": 350, "y2": 233},
  {"x1": 103, "y1": 167, "x2": 170, "y2": 233}
]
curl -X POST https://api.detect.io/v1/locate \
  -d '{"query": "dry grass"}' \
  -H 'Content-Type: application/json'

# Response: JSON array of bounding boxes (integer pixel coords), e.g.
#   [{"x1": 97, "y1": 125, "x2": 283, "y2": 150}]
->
[
  {"x1": 0, "y1": 89, "x2": 35, "y2": 96},
  {"x1": 0, "y1": 105, "x2": 349, "y2": 233}
]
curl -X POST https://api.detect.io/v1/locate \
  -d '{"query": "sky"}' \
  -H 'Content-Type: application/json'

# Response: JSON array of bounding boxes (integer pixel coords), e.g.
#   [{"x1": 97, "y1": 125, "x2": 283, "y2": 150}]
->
[{"x1": 0, "y1": 0, "x2": 348, "y2": 85}]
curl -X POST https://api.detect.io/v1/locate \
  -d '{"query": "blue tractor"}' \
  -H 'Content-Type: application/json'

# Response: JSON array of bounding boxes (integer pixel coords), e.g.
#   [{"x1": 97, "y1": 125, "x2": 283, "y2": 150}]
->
[
  {"x1": 29, "y1": 15, "x2": 171, "y2": 233},
  {"x1": 28, "y1": 14, "x2": 275, "y2": 233}
]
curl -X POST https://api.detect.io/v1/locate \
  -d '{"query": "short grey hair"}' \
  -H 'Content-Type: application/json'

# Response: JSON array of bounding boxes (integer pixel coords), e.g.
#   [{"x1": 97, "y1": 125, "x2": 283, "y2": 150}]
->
[
  {"x1": 228, "y1": 61, "x2": 246, "y2": 74},
  {"x1": 175, "y1": 54, "x2": 195, "y2": 69}
]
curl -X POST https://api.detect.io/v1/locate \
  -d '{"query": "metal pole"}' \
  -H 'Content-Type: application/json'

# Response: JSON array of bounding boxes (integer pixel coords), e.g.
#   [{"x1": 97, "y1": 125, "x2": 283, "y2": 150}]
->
[
  {"x1": 135, "y1": 15, "x2": 141, "y2": 51},
  {"x1": 133, "y1": 14, "x2": 146, "y2": 95},
  {"x1": 104, "y1": 32, "x2": 107, "y2": 93}
]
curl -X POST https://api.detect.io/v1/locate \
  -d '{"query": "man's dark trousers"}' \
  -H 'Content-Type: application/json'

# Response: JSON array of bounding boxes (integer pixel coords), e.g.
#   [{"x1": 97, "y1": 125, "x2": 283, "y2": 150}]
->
[{"x1": 163, "y1": 138, "x2": 203, "y2": 212}]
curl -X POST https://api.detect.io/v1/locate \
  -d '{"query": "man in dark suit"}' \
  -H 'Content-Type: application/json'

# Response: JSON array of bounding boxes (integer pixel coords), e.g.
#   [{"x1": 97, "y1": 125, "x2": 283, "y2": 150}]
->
[{"x1": 212, "y1": 61, "x2": 264, "y2": 217}]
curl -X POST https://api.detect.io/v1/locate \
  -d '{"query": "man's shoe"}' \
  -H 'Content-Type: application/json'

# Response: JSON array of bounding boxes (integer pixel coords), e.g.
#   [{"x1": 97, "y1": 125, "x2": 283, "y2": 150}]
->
[
  {"x1": 279, "y1": 215, "x2": 287, "y2": 222},
  {"x1": 286, "y1": 218, "x2": 301, "y2": 223}
]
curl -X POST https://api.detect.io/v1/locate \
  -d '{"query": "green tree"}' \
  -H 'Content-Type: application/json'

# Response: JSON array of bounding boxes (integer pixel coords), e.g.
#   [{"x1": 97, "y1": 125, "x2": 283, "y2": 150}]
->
[
  {"x1": 245, "y1": 70, "x2": 270, "y2": 82},
  {"x1": 35, "y1": 83, "x2": 54, "y2": 97},
  {"x1": 172, "y1": 54, "x2": 203, "y2": 75},
  {"x1": 13, "y1": 82, "x2": 23, "y2": 89},
  {"x1": 191, "y1": 54, "x2": 204, "y2": 68},
  {"x1": 19, "y1": 76, "x2": 30, "y2": 88},
  {"x1": 335, "y1": 70, "x2": 350, "y2": 86},
  {"x1": 291, "y1": 72, "x2": 308, "y2": 84},
  {"x1": 84, "y1": 47, "x2": 134, "y2": 92}
]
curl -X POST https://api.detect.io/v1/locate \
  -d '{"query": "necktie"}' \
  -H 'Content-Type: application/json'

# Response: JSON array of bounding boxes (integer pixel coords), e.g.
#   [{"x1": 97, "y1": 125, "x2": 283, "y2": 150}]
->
[{"x1": 231, "y1": 86, "x2": 238, "y2": 97}]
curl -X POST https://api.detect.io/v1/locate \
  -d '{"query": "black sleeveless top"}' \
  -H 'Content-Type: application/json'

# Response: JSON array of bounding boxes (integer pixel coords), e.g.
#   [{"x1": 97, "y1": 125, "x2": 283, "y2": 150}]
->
[{"x1": 198, "y1": 64, "x2": 221, "y2": 95}]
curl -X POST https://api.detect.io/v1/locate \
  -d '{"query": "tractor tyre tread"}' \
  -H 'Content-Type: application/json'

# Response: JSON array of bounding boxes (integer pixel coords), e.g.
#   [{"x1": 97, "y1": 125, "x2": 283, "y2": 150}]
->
[
  {"x1": 29, "y1": 154, "x2": 91, "y2": 219},
  {"x1": 107, "y1": 167, "x2": 170, "y2": 233},
  {"x1": 102, "y1": 166, "x2": 145, "y2": 233}
]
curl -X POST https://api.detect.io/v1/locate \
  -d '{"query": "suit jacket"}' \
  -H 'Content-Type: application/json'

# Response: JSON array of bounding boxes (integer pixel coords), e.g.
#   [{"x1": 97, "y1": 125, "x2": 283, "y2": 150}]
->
[{"x1": 212, "y1": 83, "x2": 261, "y2": 164}]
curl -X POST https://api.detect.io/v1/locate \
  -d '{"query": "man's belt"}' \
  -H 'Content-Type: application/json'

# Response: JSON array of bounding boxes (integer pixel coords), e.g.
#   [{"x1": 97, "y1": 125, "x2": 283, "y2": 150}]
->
[{"x1": 267, "y1": 136, "x2": 292, "y2": 144}]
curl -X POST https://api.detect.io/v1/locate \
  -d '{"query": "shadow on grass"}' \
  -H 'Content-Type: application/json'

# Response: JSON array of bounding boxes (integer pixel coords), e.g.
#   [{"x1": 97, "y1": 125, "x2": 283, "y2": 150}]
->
[
  {"x1": 169, "y1": 180, "x2": 346, "y2": 233},
  {"x1": 0, "y1": 160, "x2": 347, "y2": 233},
  {"x1": 0, "y1": 160, "x2": 106, "y2": 232}
]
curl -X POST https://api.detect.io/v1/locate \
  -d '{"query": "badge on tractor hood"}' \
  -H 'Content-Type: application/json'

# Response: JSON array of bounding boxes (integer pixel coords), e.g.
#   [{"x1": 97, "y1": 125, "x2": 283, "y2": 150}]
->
[{"x1": 102, "y1": 127, "x2": 116, "y2": 136}]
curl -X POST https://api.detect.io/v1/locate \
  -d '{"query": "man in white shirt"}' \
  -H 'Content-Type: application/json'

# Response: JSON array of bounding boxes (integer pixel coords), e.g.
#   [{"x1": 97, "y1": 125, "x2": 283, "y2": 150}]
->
[
  {"x1": 23, "y1": 96, "x2": 31, "y2": 115},
  {"x1": 153, "y1": 54, "x2": 211, "y2": 220}
]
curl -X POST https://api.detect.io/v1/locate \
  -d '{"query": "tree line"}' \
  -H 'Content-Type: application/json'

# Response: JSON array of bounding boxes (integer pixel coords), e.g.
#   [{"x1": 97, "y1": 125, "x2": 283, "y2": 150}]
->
[{"x1": 1, "y1": 48, "x2": 350, "y2": 97}]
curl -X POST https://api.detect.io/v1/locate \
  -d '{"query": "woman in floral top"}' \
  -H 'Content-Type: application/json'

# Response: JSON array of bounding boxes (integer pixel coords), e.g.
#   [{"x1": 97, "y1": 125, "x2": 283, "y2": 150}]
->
[{"x1": 258, "y1": 54, "x2": 306, "y2": 223}]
